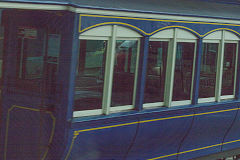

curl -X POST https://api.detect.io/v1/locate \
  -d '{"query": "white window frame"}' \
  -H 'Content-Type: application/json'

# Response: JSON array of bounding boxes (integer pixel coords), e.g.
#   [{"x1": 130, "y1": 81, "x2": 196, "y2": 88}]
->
[
  {"x1": 143, "y1": 38, "x2": 170, "y2": 108},
  {"x1": 143, "y1": 28, "x2": 197, "y2": 108},
  {"x1": 199, "y1": 30, "x2": 239, "y2": 103},
  {"x1": 220, "y1": 40, "x2": 238, "y2": 100},
  {"x1": 198, "y1": 40, "x2": 220, "y2": 103},
  {"x1": 109, "y1": 37, "x2": 141, "y2": 113},
  {"x1": 73, "y1": 25, "x2": 142, "y2": 117}
]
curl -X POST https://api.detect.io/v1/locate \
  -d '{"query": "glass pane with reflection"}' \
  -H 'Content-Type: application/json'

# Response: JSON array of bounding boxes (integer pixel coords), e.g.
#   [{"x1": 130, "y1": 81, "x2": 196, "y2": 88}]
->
[
  {"x1": 111, "y1": 40, "x2": 138, "y2": 107},
  {"x1": 74, "y1": 40, "x2": 107, "y2": 111},
  {"x1": 199, "y1": 43, "x2": 218, "y2": 98},
  {"x1": 221, "y1": 43, "x2": 237, "y2": 96},
  {"x1": 172, "y1": 42, "x2": 195, "y2": 101},
  {"x1": 144, "y1": 41, "x2": 168, "y2": 103}
]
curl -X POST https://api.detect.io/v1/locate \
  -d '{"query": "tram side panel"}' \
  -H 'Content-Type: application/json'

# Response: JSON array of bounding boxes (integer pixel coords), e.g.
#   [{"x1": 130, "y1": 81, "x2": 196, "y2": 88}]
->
[
  {"x1": 178, "y1": 103, "x2": 238, "y2": 160},
  {"x1": 67, "y1": 116, "x2": 139, "y2": 160},
  {"x1": 222, "y1": 103, "x2": 240, "y2": 152},
  {"x1": 125, "y1": 108, "x2": 194, "y2": 160}
]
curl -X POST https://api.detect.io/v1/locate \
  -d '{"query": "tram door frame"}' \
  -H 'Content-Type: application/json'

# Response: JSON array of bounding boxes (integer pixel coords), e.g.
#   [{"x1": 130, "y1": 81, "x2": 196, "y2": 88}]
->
[{"x1": 2, "y1": 24, "x2": 60, "y2": 160}]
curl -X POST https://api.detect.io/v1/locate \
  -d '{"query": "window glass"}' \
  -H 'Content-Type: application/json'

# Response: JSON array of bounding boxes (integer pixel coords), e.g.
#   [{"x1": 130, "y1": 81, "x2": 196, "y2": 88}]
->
[
  {"x1": 111, "y1": 40, "x2": 138, "y2": 107},
  {"x1": 16, "y1": 28, "x2": 46, "y2": 92},
  {"x1": 45, "y1": 34, "x2": 61, "y2": 96},
  {"x1": 172, "y1": 42, "x2": 195, "y2": 101},
  {"x1": 221, "y1": 43, "x2": 237, "y2": 96},
  {"x1": 144, "y1": 41, "x2": 168, "y2": 103},
  {"x1": 199, "y1": 43, "x2": 218, "y2": 98},
  {"x1": 74, "y1": 40, "x2": 107, "y2": 111},
  {"x1": 23, "y1": 32, "x2": 44, "y2": 79}
]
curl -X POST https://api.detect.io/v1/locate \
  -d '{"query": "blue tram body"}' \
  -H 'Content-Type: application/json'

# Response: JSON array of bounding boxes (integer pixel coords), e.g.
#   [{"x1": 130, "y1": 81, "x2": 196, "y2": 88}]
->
[{"x1": 1, "y1": 0, "x2": 240, "y2": 160}]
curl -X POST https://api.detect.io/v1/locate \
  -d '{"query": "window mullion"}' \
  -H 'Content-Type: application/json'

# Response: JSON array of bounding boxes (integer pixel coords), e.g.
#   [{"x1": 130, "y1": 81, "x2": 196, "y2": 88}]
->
[
  {"x1": 132, "y1": 38, "x2": 141, "y2": 107},
  {"x1": 215, "y1": 30, "x2": 225, "y2": 102},
  {"x1": 233, "y1": 43, "x2": 239, "y2": 97},
  {"x1": 164, "y1": 28, "x2": 177, "y2": 107},
  {"x1": 102, "y1": 25, "x2": 117, "y2": 115}
]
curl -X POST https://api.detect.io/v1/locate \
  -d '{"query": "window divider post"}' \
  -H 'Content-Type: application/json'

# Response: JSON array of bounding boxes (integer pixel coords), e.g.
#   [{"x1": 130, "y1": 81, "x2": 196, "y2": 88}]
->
[
  {"x1": 192, "y1": 37, "x2": 203, "y2": 105},
  {"x1": 134, "y1": 36, "x2": 149, "y2": 111}
]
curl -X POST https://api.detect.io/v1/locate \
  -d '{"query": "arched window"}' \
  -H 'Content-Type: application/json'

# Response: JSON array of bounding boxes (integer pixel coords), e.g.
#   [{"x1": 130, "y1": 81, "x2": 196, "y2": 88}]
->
[
  {"x1": 144, "y1": 28, "x2": 197, "y2": 108},
  {"x1": 73, "y1": 25, "x2": 142, "y2": 117},
  {"x1": 199, "y1": 30, "x2": 239, "y2": 103}
]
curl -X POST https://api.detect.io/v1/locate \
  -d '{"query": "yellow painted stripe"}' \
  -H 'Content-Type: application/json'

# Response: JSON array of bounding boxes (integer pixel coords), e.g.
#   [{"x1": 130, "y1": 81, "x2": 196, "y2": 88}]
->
[
  {"x1": 65, "y1": 107, "x2": 240, "y2": 160},
  {"x1": 148, "y1": 138, "x2": 240, "y2": 160},
  {"x1": 80, "y1": 22, "x2": 148, "y2": 35},
  {"x1": 64, "y1": 135, "x2": 78, "y2": 160},
  {"x1": 79, "y1": 21, "x2": 240, "y2": 37},
  {"x1": 75, "y1": 121, "x2": 139, "y2": 134},
  {"x1": 80, "y1": 14, "x2": 240, "y2": 27},
  {"x1": 4, "y1": 105, "x2": 56, "y2": 160},
  {"x1": 79, "y1": 14, "x2": 240, "y2": 37},
  {"x1": 74, "y1": 107, "x2": 239, "y2": 134}
]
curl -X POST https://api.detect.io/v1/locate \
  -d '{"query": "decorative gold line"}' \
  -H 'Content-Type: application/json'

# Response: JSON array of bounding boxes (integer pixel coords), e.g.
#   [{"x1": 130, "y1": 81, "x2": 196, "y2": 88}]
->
[
  {"x1": 79, "y1": 15, "x2": 240, "y2": 37},
  {"x1": 75, "y1": 121, "x2": 139, "y2": 134},
  {"x1": 64, "y1": 134, "x2": 78, "y2": 160},
  {"x1": 202, "y1": 28, "x2": 240, "y2": 37},
  {"x1": 80, "y1": 22, "x2": 148, "y2": 35},
  {"x1": 4, "y1": 105, "x2": 56, "y2": 160},
  {"x1": 74, "y1": 107, "x2": 239, "y2": 133},
  {"x1": 148, "y1": 138, "x2": 240, "y2": 160},
  {"x1": 80, "y1": 14, "x2": 240, "y2": 27},
  {"x1": 149, "y1": 25, "x2": 201, "y2": 37},
  {"x1": 41, "y1": 113, "x2": 56, "y2": 160},
  {"x1": 3, "y1": 107, "x2": 13, "y2": 160},
  {"x1": 66, "y1": 108, "x2": 239, "y2": 160}
]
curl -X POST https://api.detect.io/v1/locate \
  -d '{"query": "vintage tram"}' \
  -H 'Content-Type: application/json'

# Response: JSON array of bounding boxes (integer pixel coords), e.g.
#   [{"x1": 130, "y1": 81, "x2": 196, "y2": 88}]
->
[{"x1": 1, "y1": 0, "x2": 240, "y2": 159}]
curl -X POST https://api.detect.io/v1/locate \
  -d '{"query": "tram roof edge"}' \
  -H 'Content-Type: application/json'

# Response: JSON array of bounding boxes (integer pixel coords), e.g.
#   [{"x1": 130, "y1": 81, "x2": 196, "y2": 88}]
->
[{"x1": 1, "y1": 0, "x2": 240, "y2": 20}]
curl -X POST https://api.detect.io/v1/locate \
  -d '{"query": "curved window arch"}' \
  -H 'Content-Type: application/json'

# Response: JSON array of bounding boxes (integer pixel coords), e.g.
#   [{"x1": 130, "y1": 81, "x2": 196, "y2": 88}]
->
[
  {"x1": 199, "y1": 30, "x2": 240, "y2": 103},
  {"x1": 144, "y1": 28, "x2": 197, "y2": 108},
  {"x1": 74, "y1": 25, "x2": 142, "y2": 117}
]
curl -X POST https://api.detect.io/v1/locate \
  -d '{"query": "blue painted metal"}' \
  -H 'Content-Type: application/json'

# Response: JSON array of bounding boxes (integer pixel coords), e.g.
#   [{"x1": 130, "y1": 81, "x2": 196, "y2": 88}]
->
[
  {"x1": 48, "y1": 11, "x2": 78, "y2": 160},
  {"x1": 192, "y1": 38, "x2": 203, "y2": 105},
  {"x1": 79, "y1": 15, "x2": 240, "y2": 38},
  {"x1": 178, "y1": 103, "x2": 238, "y2": 160},
  {"x1": 221, "y1": 103, "x2": 240, "y2": 152},
  {"x1": 126, "y1": 108, "x2": 194, "y2": 160},
  {"x1": 134, "y1": 36, "x2": 149, "y2": 111},
  {"x1": 68, "y1": 116, "x2": 139, "y2": 160}
]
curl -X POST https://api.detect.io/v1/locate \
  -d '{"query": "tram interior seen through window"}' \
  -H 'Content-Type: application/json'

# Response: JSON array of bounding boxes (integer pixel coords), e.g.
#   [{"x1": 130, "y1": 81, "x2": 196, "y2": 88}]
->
[
  {"x1": 111, "y1": 40, "x2": 138, "y2": 107},
  {"x1": 73, "y1": 27, "x2": 239, "y2": 117},
  {"x1": 221, "y1": 43, "x2": 236, "y2": 96},
  {"x1": 74, "y1": 40, "x2": 107, "y2": 111},
  {"x1": 199, "y1": 43, "x2": 218, "y2": 98},
  {"x1": 144, "y1": 41, "x2": 168, "y2": 103},
  {"x1": 15, "y1": 28, "x2": 60, "y2": 96},
  {"x1": 172, "y1": 42, "x2": 195, "y2": 101}
]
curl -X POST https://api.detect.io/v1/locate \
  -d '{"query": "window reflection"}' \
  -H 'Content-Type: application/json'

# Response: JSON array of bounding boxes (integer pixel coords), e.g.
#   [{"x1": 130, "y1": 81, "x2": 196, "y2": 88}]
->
[
  {"x1": 111, "y1": 40, "x2": 138, "y2": 107},
  {"x1": 16, "y1": 28, "x2": 46, "y2": 92},
  {"x1": 74, "y1": 40, "x2": 107, "y2": 111},
  {"x1": 144, "y1": 41, "x2": 168, "y2": 103},
  {"x1": 221, "y1": 43, "x2": 237, "y2": 96},
  {"x1": 199, "y1": 43, "x2": 218, "y2": 98},
  {"x1": 172, "y1": 42, "x2": 195, "y2": 101}
]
